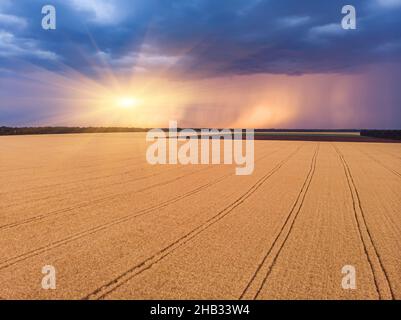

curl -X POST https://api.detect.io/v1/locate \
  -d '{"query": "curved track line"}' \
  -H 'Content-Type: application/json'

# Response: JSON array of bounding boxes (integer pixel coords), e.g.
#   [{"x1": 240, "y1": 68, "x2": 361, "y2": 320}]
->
[
  {"x1": 379, "y1": 149, "x2": 401, "y2": 161},
  {"x1": 353, "y1": 146, "x2": 401, "y2": 237},
  {"x1": 356, "y1": 146, "x2": 401, "y2": 180},
  {"x1": 82, "y1": 145, "x2": 304, "y2": 300},
  {"x1": 240, "y1": 144, "x2": 319, "y2": 300},
  {"x1": 0, "y1": 154, "x2": 146, "y2": 195},
  {"x1": 0, "y1": 172, "x2": 232, "y2": 271},
  {"x1": 0, "y1": 145, "x2": 284, "y2": 231},
  {"x1": 0, "y1": 165, "x2": 177, "y2": 210},
  {"x1": 0, "y1": 146, "x2": 284, "y2": 269},
  {"x1": 333, "y1": 144, "x2": 394, "y2": 300},
  {"x1": 0, "y1": 165, "x2": 209, "y2": 231}
]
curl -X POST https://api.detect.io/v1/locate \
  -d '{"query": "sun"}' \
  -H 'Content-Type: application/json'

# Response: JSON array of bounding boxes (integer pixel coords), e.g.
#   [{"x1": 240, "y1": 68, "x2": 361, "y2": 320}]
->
[{"x1": 116, "y1": 96, "x2": 140, "y2": 109}]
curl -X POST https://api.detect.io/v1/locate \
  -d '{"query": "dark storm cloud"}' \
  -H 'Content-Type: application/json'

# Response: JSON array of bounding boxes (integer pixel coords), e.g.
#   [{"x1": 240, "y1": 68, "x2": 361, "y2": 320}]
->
[{"x1": 0, "y1": 0, "x2": 401, "y2": 77}]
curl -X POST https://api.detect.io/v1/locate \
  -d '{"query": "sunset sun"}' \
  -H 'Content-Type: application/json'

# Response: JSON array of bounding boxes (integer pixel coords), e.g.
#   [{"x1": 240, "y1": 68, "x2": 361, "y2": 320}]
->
[{"x1": 116, "y1": 96, "x2": 140, "y2": 109}]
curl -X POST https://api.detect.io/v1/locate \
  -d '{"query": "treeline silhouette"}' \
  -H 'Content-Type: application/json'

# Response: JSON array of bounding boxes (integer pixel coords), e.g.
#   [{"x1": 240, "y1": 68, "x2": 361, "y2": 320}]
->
[
  {"x1": 360, "y1": 130, "x2": 401, "y2": 140},
  {"x1": 1, "y1": 127, "x2": 399, "y2": 140},
  {"x1": 0, "y1": 126, "x2": 361, "y2": 136},
  {"x1": 0, "y1": 126, "x2": 149, "y2": 135}
]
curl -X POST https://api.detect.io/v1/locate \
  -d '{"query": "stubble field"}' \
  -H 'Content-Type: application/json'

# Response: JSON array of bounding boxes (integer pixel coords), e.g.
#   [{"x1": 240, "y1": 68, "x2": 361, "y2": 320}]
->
[{"x1": 0, "y1": 133, "x2": 400, "y2": 300}]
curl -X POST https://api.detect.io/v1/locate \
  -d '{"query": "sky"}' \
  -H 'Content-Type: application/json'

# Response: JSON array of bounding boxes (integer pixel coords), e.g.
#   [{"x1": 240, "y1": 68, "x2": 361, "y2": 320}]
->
[{"x1": 0, "y1": 0, "x2": 401, "y2": 128}]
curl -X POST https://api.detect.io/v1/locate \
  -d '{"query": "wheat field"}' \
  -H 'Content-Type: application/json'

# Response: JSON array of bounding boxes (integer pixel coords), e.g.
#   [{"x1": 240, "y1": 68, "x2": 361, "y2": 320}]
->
[{"x1": 0, "y1": 133, "x2": 400, "y2": 300}]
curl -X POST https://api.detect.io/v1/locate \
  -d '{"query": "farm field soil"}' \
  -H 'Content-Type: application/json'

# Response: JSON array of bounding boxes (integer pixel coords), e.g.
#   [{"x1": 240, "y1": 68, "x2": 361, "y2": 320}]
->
[{"x1": 0, "y1": 133, "x2": 400, "y2": 300}]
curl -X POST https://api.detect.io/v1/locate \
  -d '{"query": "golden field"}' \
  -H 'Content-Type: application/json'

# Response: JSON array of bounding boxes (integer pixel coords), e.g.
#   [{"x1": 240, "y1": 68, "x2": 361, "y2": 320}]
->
[{"x1": 0, "y1": 133, "x2": 400, "y2": 300}]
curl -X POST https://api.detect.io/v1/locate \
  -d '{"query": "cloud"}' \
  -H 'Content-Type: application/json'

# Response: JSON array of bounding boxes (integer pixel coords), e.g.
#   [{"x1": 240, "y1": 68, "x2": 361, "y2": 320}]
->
[
  {"x1": 95, "y1": 46, "x2": 183, "y2": 74},
  {"x1": 1, "y1": 0, "x2": 401, "y2": 128},
  {"x1": 375, "y1": 0, "x2": 401, "y2": 8},
  {"x1": 0, "y1": 31, "x2": 58, "y2": 60},
  {"x1": 374, "y1": 40, "x2": 401, "y2": 54},
  {"x1": 69, "y1": 0, "x2": 123, "y2": 25},
  {"x1": 0, "y1": 0, "x2": 400, "y2": 78},
  {"x1": 0, "y1": 13, "x2": 27, "y2": 28},
  {"x1": 306, "y1": 23, "x2": 345, "y2": 44},
  {"x1": 237, "y1": 0, "x2": 263, "y2": 16},
  {"x1": 0, "y1": 0, "x2": 11, "y2": 10},
  {"x1": 309, "y1": 23, "x2": 343, "y2": 37},
  {"x1": 277, "y1": 16, "x2": 310, "y2": 28}
]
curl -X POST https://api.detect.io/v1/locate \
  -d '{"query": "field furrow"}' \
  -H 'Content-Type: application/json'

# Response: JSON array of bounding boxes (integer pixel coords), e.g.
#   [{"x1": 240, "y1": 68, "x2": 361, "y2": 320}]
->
[{"x1": 0, "y1": 134, "x2": 400, "y2": 300}]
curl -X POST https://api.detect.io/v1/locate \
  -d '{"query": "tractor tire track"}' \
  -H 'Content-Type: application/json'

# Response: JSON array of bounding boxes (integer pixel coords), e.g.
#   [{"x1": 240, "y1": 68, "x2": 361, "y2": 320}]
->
[
  {"x1": 0, "y1": 146, "x2": 282, "y2": 269},
  {"x1": 0, "y1": 155, "x2": 146, "y2": 195},
  {"x1": 379, "y1": 149, "x2": 401, "y2": 161},
  {"x1": 0, "y1": 166, "x2": 208, "y2": 231},
  {"x1": 333, "y1": 144, "x2": 394, "y2": 300},
  {"x1": 0, "y1": 171, "x2": 232, "y2": 271},
  {"x1": 0, "y1": 145, "x2": 283, "y2": 231},
  {"x1": 83, "y1": 145, "x2": 303, "y2": 300},
  {"x1": 356, "y1": 146, "x2": 401, "y2": 180},
  {"x1": 354, "y1": 146, "x2": 401, "y2": 237},
  {"x1": 239, "y1": 143, "x2": 319, "y2": 300},
  {"x1": 0, "y1": 165, "x2": 177, "y2": 209}
]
